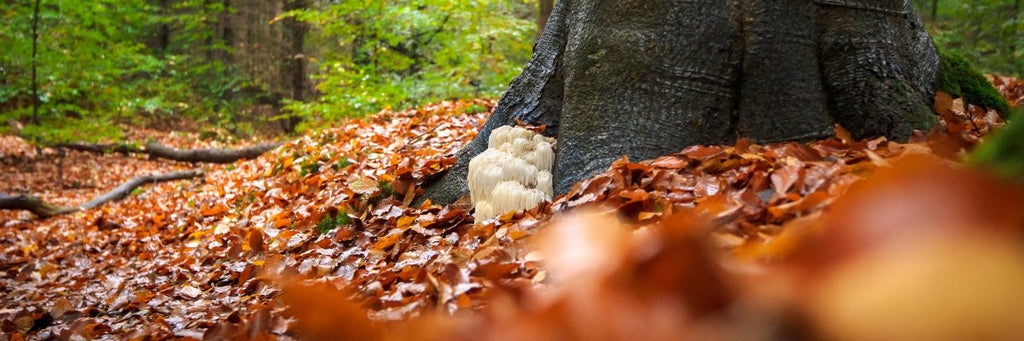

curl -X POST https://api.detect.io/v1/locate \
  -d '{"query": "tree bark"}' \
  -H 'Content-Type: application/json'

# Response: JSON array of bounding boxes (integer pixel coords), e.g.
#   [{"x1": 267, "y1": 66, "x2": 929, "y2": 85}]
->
[
  {"x1": 420, "y1": 0, "x2": 939, "y2": 205},
  {"x1": 56, "y1": 141, "x2": 280, "y2": 163},
  {"x1": 417, "y1": 0, "x2": 569, "y2": 205},
  {"x1": 0, "y1": 169, "x2": 203, "y2": 218}
]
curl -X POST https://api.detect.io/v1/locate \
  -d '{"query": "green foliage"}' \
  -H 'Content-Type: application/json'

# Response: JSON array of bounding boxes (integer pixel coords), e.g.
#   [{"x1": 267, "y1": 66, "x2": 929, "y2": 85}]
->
[
  {"x1": 970, "y1": 108, "x2": 1024, "y2": 180},
  {"x1": 17, "y1": 116, "x2": 124, "y2": 143},
  {"x1": 281, "y1": 0, "x2": 535, "y2": 122},
  {"x1": 464, "y1": 103, "x2": 489, "y2": 114},
  {"x1": 915, "y1": 0, "x2": 1023, "y2": 76},
  {"x1": 1, "y1": 0, "x2": 260, "y2": 143},
  {"x1": 937, "y1": 51, "x2": 1012, "y2": 115},
  {"x1": 315, "y1": 210, "x2": 351, "y2": 234},
  {"x1": 1, "y1": 0, "x2": 157, "y2": 141},
  {"x1": 1, "y1": 0, "x2": 537, "y2": 138}
]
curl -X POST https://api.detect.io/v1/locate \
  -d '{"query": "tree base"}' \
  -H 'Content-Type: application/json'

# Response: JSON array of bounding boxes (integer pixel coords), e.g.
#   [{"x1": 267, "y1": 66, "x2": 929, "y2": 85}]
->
[{"x1": 421, "y1": 0, "x2": 940, "y2": 206}]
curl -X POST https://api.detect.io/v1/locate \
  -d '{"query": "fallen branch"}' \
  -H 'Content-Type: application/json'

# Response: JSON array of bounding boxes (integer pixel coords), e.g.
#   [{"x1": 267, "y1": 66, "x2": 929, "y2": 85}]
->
[
  {"x1": 143, "y1": 142, "x2": 280, "y2": 163},
  {"x1": 79, "y1": 169, "x2": 204, "y2": 209},
  {"x1": 0, "y1": 194, "x2": 77, "y2": 218},
  {"x1": 56, "y1": 141, "x2": 281, "y2": 164},
  {"x1": 0, "y1": 169, "x2": 204, "y2": 219},
  {"x1": 55, "y1": 142, "x2": 137, "y2": 155}
]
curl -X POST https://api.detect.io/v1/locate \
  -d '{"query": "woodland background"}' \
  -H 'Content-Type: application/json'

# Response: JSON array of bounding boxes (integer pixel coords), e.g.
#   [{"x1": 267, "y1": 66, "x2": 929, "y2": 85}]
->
[
  {"x1": 2, "y1": 1, "x2": 1024, "y2": 340},
  {"x1": 1, "y1": 0, "x2": 1020, "y2": 143}
]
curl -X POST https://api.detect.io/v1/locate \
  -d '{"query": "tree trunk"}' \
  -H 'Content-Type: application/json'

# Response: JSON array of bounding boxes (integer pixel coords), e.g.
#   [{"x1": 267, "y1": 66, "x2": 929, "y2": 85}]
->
[
  {"x1": 419, "y1": 0, "x2": 939, "y2": 205},
  {"x1": 537, "y1": 0, "x2": 554, "y2": 34},
  {"x1": 155, "y1": 0, "x2": 171, "y2": 53},
  {"x1": 30, "y1": 0, "x2": 42, "y2": 123},
  {"x1": 280, "y1": 0, "x2": 309, "y2": 133}
]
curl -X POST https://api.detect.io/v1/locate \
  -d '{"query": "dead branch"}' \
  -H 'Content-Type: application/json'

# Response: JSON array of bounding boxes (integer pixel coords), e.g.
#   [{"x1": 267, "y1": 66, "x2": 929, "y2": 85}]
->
[
  {"x1": 55, "y1": 142, "x2": 137, "y2": 155},
  {"x1": 0, "y1": 194, "x2": 77, "y2": 218},
  {"x1": 0, "y1": 169, "x2": 204, "y2": 219},
  {"x1": 56, "y1": 141, "x2": 281, "y2": 163},
  {"x1": 142, "y1": 142, "x2": 280, "y2": 163}
]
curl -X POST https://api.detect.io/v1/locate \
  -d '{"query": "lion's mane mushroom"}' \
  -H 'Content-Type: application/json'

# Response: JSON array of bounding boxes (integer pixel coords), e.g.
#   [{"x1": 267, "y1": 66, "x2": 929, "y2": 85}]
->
[{"x1": 468, "y1": 126, "x2": 555, "y2": 221}]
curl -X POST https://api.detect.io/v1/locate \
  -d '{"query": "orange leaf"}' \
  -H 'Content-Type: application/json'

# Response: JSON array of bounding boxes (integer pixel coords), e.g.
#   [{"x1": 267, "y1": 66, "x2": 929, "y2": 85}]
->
[
  {"x1": 201, "y1": 203, "x2": 228, "y2": 217},
  {"x1": 396, "y1": 215, "x2": 415, "y2": 229},
  {"x1": 638, "y1": 211, "x2": 662, "y2": 221},
  {"x1": 276, "y1": 276, "x2": 384, "y2": 340},
  {"x1": 151, "y1": 213, "x2": 165, "y2": 227},
  {"x1": 834, "y1": 123, "x2": 854, "y2": 144},
  {"x1": 373, "y1": 230, "x2": 404, "y2": 250},
  {"x1": 272, "y1": 217, "x2": 291, "y2": 229}
]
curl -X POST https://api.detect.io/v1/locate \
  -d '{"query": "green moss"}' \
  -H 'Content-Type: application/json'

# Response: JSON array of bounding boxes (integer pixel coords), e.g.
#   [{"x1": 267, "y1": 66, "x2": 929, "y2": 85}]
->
[
  {"x1": 969, "y1": 108, "x2": 1024, "y2": 180},
  {"x1": 937, "y1": 51, "x2": 1011, "y2": 116},
  {"x1": 315, "y1": 210, "x2": 351, "y2": 234}
]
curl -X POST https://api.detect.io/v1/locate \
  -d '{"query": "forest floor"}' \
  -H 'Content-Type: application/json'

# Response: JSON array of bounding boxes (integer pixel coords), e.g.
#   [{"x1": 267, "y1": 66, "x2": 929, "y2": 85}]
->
[{"x1": 1, "y1": 79, "x2": 1023, "y2": 340}]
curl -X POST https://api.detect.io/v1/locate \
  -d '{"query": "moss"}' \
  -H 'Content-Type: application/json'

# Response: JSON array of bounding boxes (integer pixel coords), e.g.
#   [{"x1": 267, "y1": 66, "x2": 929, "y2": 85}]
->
[
  {"x1": 315, "y1": 210, "x2": 351, "y2": 234},
  {"x1": 937, "y1": 51, "x2": 1011, "y2": 116},
  {"x1": 362, "y1": 180, "x2": 394, "y2": 206}
]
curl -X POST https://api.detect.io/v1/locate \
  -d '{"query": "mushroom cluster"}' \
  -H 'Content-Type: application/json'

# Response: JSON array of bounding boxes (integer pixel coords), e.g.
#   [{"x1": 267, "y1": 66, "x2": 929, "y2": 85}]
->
[{"x1": 467, "y1": 126, "x2": 556, "y2": 221}]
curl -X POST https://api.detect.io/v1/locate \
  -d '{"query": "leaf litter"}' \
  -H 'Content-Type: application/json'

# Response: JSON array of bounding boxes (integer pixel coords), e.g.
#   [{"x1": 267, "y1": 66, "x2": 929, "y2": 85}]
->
[{"x1": 1, "y1": 81, "x2": 1023, "y2": 340}]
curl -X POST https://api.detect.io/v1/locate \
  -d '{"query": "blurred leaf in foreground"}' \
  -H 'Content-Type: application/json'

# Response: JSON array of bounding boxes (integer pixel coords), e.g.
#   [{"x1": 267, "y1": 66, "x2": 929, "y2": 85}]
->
[{"x1": 970, "y1": 108, "x2": 1024, "y2": 180}]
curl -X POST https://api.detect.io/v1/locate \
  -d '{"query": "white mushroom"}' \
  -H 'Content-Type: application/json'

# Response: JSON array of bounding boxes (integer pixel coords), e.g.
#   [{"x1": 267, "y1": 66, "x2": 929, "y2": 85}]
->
[{"x1": 468, "y1": 126, "x2": 556, "y2": 221}]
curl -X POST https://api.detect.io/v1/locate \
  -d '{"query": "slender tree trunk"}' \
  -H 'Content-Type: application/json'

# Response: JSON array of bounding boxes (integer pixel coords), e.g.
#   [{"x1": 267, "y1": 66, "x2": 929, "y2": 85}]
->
[
  {"x1": 537, "y1": 0, "x2": 554, "y2": 35},
  {"x1": 1016, "y1": 0, "x2": 1021, "y2": 75},
  {"x1": 931, "y1": 0, "x2": 938, "y2": 20},
  {"x1": 220, "y1": 0, "x2": 234, "y2": 64},
  {"x1": 156, "y1": 0, "x2": 171, "y2": 53},
  {"x1": 30, "y1": 0, "x2": 41, "y2": 123},
  {"x1": 281, "y1": 0, "x2": 308, "y2": 133}
]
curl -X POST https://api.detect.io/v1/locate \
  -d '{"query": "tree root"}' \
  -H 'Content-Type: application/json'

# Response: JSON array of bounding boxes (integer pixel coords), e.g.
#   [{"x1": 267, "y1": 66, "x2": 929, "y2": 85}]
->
[{"x1": 0, "y1": 169, "x2": 204, "y2": 219}]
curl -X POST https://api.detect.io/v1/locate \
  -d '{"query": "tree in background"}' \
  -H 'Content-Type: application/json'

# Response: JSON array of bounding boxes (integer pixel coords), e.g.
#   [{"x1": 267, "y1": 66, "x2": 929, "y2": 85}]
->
[
  {"x1": 1, "y1": 0, "x2": 159, "y2": 142},
  {"x1": 280, "y1": 0, "x2": 535, "y2": 125},
  {"x1": 537, "y1": 0, "x2": 554, "y2": 33}
]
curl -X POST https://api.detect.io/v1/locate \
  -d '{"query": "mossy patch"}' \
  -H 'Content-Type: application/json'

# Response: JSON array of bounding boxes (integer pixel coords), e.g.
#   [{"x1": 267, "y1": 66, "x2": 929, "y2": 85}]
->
[
  {"x1": 315, "y1": 210, "x2": 351, "y2": 234},
  {"x1": 937, "y1": 51, "x2": 1011, "y2": 116}
]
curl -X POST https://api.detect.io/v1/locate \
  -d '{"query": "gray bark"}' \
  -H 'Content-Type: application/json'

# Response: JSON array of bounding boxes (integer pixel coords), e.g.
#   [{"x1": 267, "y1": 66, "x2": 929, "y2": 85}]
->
[
  {"x1": 416, "y1": 0, "x2": 569, "y2": 205},
  {"x1": 420, "y1": 0, "x2": 939, "y2": 205}
]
